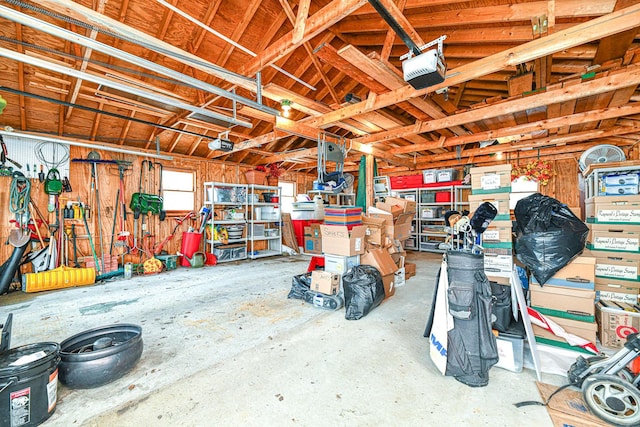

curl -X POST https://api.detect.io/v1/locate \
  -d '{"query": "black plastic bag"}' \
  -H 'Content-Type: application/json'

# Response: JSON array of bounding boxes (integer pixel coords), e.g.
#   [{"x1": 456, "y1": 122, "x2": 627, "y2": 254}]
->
[
  {"x1": 343, "y1": 265, "x2": 385, "y2": 320},
  {"x1": 288, "y1": 272, "x2": 312, "y2": 300},
  {"x1": 490, "y1": 282, "x2": 512, "y2": 332},
  {"x1": 514, "y1": 193, "x2": 588, "y2": 285}
]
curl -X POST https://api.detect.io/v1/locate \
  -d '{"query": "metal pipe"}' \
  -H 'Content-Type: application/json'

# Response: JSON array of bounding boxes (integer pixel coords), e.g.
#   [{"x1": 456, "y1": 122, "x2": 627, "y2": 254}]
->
[
  {"x1": 0, "y1": 46, "x2": 253, "y2": 128},
  {"x1": 0, "y1": 130, "x2": 174, "y2": 161},
  {"x1": 0, "y1": 5, "x2": 279, "y2": 117},
  {"x1": 0, "y1": 85, "x2": 216, "y2": 140},
  {"x1": 154, "y1": 0, "x2": 316, "y2": 91}
]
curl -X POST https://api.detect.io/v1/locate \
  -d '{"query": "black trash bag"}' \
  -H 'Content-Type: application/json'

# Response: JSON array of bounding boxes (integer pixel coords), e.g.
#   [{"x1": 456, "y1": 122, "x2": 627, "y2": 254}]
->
[
  {"x1": 490, "y1": 281, "x2": 512, "y2": 332},
  {"x1": 288, "y1": 272, "x2": 312, "y2": 300},
  {"x1": 514, "y1": 193, "x2": 588, "y2": 286},
  {"x1": 343, "y1": 265, "x2": 385, "y2": 320}
]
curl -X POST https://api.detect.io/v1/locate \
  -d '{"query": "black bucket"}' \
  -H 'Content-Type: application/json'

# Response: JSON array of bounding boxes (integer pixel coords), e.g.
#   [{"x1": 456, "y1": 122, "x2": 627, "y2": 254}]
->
[{"x1": 0, "y1": 342, "x2": 60, "y2": 427}]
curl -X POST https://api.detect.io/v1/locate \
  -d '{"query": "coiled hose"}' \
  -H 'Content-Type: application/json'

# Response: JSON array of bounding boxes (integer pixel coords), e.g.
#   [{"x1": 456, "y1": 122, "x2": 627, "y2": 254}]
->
[{"x1": 9, "y1": 171, "x2": 31, "y2": 225}]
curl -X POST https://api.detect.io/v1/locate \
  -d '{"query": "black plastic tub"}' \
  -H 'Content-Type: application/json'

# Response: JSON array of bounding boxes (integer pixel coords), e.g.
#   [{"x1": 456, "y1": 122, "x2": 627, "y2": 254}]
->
[{"x1": 58, "y1": 324, "x2": 143, "y2": 389}]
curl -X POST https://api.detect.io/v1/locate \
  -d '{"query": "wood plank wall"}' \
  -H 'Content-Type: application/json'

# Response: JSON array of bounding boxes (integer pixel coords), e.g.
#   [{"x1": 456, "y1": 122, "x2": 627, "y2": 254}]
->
[
  {"x1": 0, "y1": 153, "x2": 621, "y2": 267},
  {"x1": 0, "y1": 145, "x2": 315, "y2": 266}
]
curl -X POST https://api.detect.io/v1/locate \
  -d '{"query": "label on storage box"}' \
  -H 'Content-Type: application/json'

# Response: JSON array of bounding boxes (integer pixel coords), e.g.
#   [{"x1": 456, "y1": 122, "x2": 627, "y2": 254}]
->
[
  {"x1": 598, "y1": 291, "x2": 639, "y2": 305},
  {"x1": 480, "y1": 174, "x2": 501, "y2": 190},
  {"x1": 593, "y1": 236, "x2": 639, "y2": 252},
  {"x1": 596, "y1": 263, "x2": 639, "y2": 281},
  {"x1": 483, "y1": 230, "x2": 500, "y2": 241},
  {"x1": 597, "y1": 209, "x2": 640, "y2": 223}
]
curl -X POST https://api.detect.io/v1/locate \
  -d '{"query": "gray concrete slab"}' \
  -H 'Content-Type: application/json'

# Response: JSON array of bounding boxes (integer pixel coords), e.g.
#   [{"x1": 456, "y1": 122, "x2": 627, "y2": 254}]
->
[{"x1": 1, "y1": 252, "x2": 565, "y2": 426}]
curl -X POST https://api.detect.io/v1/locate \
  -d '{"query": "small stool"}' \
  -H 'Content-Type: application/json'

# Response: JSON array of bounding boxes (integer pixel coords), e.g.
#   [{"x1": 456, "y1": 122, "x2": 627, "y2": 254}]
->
[{"x1": 307, "y1": 256, "x2": 325, "y2": 272}]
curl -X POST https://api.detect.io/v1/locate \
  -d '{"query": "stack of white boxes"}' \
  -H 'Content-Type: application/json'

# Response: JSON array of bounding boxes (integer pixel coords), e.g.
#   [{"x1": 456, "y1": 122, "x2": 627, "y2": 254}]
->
[
  {"x1": 468, "y1": 164, "x2": 513, "y2": 286},
  {"x1": 584, "y1": 169, "x2": 640, "y2": 348}
]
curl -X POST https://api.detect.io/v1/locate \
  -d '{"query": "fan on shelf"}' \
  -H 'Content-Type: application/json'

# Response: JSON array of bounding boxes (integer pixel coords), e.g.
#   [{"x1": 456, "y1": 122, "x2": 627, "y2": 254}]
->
[{"x1": 579, "y1": 144, "x2": 626, "y2": 172}]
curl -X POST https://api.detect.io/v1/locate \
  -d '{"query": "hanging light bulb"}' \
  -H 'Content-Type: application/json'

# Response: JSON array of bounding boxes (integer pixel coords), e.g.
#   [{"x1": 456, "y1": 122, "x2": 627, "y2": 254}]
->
[{"x1": 280, "y1": 99, "x2": 292, "y2": 117}]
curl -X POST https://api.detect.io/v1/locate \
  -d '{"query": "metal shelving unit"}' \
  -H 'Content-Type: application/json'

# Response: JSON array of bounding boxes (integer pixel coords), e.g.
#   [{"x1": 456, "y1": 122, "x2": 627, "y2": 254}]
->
[
  {"x1": 204, "y1": 182, "x2": 248, "y2": 262},
  {"x1": 417, "y1": 184, "x2": 470, "y2": 253},
  {"x1": 247, "y1": 184, "x2": 282, "y2": 259}
]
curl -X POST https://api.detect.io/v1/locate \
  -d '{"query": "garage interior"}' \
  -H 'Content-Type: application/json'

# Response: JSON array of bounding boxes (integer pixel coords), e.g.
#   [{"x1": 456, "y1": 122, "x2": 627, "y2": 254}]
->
[{"x1": 1, "y1": 0, "x2": 640, "y2": 425}]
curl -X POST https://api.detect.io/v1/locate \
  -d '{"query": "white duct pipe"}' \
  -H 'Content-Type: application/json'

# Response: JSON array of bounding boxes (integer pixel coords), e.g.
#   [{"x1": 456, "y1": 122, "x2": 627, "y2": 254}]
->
[
  {"x1": 0, "y1": 46, "x2": 253, "y2": 128},
  {"x1": 0, "y1": 129, "x2": 174, "y2": 161},
  {"x1": 0, "y1": 5, "x2": 280, "y2": 117}
]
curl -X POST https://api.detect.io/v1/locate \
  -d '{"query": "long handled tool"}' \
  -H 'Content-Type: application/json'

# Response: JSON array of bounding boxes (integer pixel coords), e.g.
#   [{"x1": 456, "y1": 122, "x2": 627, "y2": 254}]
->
[{"x1": 79, "y1": 196, "x2": 100, "y2": 274}]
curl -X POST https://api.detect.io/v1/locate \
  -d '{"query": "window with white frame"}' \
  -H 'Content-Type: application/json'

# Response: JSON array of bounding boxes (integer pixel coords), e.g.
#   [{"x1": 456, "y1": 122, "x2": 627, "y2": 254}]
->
[
  {"x1": 278, "y1": 181, "x2": 296, "y2": 213},
  {"x1": 162, "y1": 169, "x2": 195, "y2": 213}
]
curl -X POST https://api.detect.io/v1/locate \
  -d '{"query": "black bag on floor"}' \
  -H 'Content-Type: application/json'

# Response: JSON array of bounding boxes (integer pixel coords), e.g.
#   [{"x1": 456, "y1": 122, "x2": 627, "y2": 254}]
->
[
  {"x1": 490, "y1": 281, "x2": 512, "y2": 332},
  {"x1": 343, "y1": 265, "x2": 385, "y2": 320},
  {"x1": 288, "y1": 272, "x2": 312, "y2": 300},
  {"x1": 514, "y1": 193, "x2": 588, "y2": 285}
]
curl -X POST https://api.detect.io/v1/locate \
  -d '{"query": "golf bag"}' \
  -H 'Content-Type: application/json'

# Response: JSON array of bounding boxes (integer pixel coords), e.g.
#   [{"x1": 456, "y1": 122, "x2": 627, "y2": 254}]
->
[{"x1": 445, "y1": 251, "x2": 499, "y2": 387}]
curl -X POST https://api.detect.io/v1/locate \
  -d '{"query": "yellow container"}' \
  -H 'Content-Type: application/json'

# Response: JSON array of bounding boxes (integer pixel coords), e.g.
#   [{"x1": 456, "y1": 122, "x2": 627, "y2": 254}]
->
[{"x1": 22, "y1": 266, "x2": 96, "y2": 293}]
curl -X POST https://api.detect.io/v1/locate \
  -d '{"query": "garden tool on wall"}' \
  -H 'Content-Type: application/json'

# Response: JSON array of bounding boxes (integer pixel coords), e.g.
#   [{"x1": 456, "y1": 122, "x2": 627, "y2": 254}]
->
[
  {"x1": 44, "y1": 167, "x2": 63, "y2": 213},
  {"x1": 0, "y1": 135, "x2": 22, "y2": 176},
  {"x1": 154, "y1": 211, "x2": 195, "y2": 255},
  {"x1": 130, "y1": 160, "x2": 165, "y2": 221},
  {"x1": 113, "y1": 160, "x2": 132, "y2": 249}
]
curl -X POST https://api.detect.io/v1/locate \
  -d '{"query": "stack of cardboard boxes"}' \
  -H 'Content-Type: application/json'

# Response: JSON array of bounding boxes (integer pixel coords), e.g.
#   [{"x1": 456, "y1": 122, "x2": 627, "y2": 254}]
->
[
  {"x1": 316, "y1": 197, "x2": 417, "y2": 300},
  {"x1": 468, "y1": 164, "x2": 513, "y2": 286},
  {"x1": 584, "y1": 182, "x2": 640, "y2": 348},
  {"x1": 529, "y1": 256, "x2": 598, "y2": 349}
]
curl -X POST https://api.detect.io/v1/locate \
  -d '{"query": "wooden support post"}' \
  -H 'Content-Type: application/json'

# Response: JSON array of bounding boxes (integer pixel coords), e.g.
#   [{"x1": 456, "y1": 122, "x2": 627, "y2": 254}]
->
[{"x1": 366, "y1": 154, "x2": 374, "y2": 209}]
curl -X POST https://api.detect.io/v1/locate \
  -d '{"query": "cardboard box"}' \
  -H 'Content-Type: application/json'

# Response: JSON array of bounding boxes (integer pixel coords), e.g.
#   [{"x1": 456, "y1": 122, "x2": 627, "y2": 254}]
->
[
  {"x1": 378, "y1": 196, "x2": 416, "y2": 215},
  {"x1": 320, "y1": 224, "x2": 367, "y2": 256},
  {"x1": 361, "y1": 248, "x2": 398, "y2": 298},
  {"x1": 304, "y1": 236, "x2": 322, "y2": 254},
  {"x1": 362, "y1": 216, "x2": 387, "y2": 247},
  {"x1": 586, "y1": 195, "x2": 640, "y2": 225},
  {"x1": 470, "y1": 164, "x2": 512, "y2": 195},
  {"x1": 323, "y1": 206, "x2": 363, "y2": 226},
  {"x1": 394, "y1": 267, "x2": 406, "y2": 287},
  {"x1": 531, "y1": 256, "x2": 595, "y2": 290},
  {"x1": 368, "y1": 207, "x2": 413, "y2": 241},
  {"x1": 405, "y1": 262, "x2": 416, "y2": 279},
  {"x1": 530, "y1": 284, "x2": 596, "y2": 322},
  {"x1": 596, "y1": 278, "x2": 639, "y2": 304},
  {"x1": 587, "y1": 224, "x2": 640, "y2": 255},
  {"x1": 483, "y1": 252, "x2": 513, "y2": 278},
  {"x1": 481, "y1": 221, "x2": 513, "y2": 251},
  {"x1": 468, "y1": 193, "x2": 510, "y2": 221},
  {"x1": 532, "y1": 315, "x2": 597, "y2": 345},
  {"x1": 310, "y1": 271, "x2": 339, "y2": 295},
  {"x1": 596, "y1": 300, "x2": 640, "y2": 348},
  {"x1": 324, "y1": 254, "x2": 360, "y2": 275},
  {"x1": 592, "y1": 254, "x2": 640, "y2": 282},
  {"x1": 536, "y1": 382, "x2": 610, "y2": 427}
]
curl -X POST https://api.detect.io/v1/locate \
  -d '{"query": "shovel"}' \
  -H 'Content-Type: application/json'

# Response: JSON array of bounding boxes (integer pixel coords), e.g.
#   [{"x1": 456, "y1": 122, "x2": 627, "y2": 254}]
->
[{"x1": 8, "y1": 228, "x2": 30, "y2": 247}]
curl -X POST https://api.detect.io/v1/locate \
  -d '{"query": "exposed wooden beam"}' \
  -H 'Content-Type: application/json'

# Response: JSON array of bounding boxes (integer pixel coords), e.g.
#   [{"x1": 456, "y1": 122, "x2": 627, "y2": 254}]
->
[
  {"x1": 240, "y1": 0, "x2": 369, "y2": 77},
  {"x1": 354, "y1": 64, "x2": 640, "y2": 144},
  {"x1": 309, "y1": 3, "x2": 640, "y2": 128},
  {"x1": 292, "y1": 0, "x2": 311, "y2": 44}
]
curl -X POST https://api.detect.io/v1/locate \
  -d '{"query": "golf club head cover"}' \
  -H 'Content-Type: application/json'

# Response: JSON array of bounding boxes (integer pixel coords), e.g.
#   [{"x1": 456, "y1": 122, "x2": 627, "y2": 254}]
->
[
  {"x1": 470, "y1": 202, "x2": 498, "y2": 233},
  {"x1": 444, "y1": 210, "x2": 460, "y2": 227}
]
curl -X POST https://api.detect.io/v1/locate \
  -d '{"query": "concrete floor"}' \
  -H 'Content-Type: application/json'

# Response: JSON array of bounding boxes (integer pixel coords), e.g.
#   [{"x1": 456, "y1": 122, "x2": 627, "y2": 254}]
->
[{"x1": 1, "y1": 251, "x2": 566, "y2": 426}]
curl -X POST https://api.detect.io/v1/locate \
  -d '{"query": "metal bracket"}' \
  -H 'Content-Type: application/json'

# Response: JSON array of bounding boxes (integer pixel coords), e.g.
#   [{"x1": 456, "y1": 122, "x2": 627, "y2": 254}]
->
[{"x1": 400, "y1": 35, "x2": 447, "y2": 61}]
